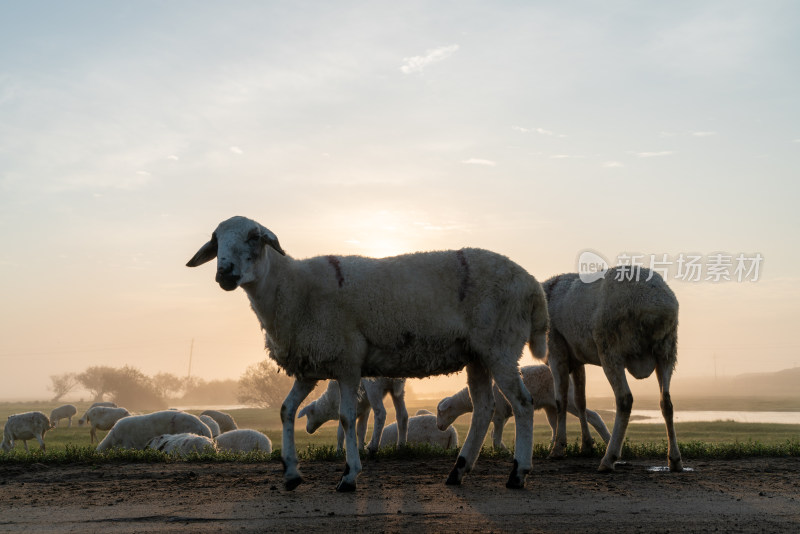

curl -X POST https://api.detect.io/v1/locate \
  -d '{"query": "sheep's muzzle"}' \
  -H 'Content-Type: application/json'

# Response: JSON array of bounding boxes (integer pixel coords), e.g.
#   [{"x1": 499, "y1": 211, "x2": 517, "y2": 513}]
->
[{"x1": 216, "y1": 265, "x2": 240, "y2": 291}]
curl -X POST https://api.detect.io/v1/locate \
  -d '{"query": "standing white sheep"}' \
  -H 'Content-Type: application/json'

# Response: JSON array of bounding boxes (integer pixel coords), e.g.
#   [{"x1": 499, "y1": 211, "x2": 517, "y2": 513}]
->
[
  {"x1": 83, "y1": 406, "x2": 132, "y2": 444},
  {"x1": 78, "y1": 402, "x2": 117, "y2": 426},
  {"x1": 215, "y1": 429, "x2": 273, "y2": 454},
  {"x1": 146, "y1": 433, "x2": 217, "y2": 456},
  {"x1": 541, "y1": 268, "x2": 682, "y2": 472},
  {"x1": 437, "y1": 365, "x2": 610, "y2": 450},
  {"x1": 380, "y1": 414, "x2": 458, "y2": 450},
  {"x1": 199, "y1": 410, "x2": 238, "y2": 433},
  {"x1": 199, "y1": 415, "x2": 221, "y2": 437},
  {"x1": 49, "y1": 404, "x2": 78, "y2": 428},
  {"x1": 298, "y1": 378, "x2": 409, "y2": 454},
  {"x1": 1, "y1": 412, "x2": 51, "y2": 452},
  {"x1": 187, "y1": 216, "x2": 549, "y2": 491},
  {"x1": 95, "y1": 410, "x2": 212, "y2": 451}
]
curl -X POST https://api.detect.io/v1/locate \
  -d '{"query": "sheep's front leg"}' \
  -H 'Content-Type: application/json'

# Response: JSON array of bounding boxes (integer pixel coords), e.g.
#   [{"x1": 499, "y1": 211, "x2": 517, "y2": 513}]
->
[
  {"x1": 447, "y1": 361, "x2": 494, "y2": 486},
  {"x1": 599, "y1": 357, "x2": 631, "y2": 472},
  {"x1": 364, "y1": 386, "x2": 387, "y2": 455},
  {"x1": 280, "y1": 378, "x2": 318, "y2": 490},
  {"x1": 390, "y1": 388, "x2": 409, "y2": 449},
  {"x1": 548, "y1": 356, "x2": 570, "y2": 460},
  {"x1": 336, "y1": 376, "x2": 363, "y2": 492},
  {"x1": 656, "y1": 359, "x2": 683, "y2": 472},
  {"x1": 36, "y1": 433, "x2": 46, "y2": 451},
  {"x1": 570, "y1": 367, "x2": 595, "y2": 453},
  {"x1": 491, "y1": 365, "x2": 534, "y2": 489}
]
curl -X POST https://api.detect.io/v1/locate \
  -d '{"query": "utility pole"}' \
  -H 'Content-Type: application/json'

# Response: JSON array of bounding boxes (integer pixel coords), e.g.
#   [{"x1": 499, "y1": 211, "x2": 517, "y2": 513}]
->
[{"x1": 187, "y1": 339, "x2": 194, "y2": 380}]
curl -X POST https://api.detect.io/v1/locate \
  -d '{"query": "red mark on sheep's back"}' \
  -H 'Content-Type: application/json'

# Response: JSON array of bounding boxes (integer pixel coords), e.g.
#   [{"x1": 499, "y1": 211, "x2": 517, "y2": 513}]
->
[
  {"x1": 456, "y1": 249, "x2": 470, "y2": 301},
  {"x1": 327, "y1": 255, "x2": 345, "y2": 288}
]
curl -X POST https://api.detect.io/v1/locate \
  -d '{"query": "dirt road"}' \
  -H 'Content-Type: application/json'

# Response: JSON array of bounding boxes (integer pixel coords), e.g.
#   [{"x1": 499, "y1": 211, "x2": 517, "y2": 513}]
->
[{"x1": 1, "y1": 456, "x2": 798, "y2": 533}]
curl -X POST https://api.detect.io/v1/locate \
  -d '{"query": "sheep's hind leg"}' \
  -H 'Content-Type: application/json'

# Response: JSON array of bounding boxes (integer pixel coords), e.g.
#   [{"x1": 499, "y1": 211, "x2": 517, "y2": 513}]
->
[
  {"x1": 390, "y1": 384, "x2": 409, "y2": 448},
  {"x1": 657, "y1": 359, "x2": 683, "y2": 472},
  {"x1": 280, "y1": 379, "x2": 318, "y2": 490},
  {"x1": 364, "y1": 383, "x2": 387, "y2": 455},
  {"x1": 492, "y1": 365, "x2": 534, "y2": 489},
  {"x1": 446, "y1": 361, "x2": 494, "y2": 486},
  {"x1": 598, "y1": 356, "x2": 631, "y2": 472},
  {"x1": 336, "y1": 376, "x2": 363, "y2": 492},
  {"x1": 569, "y1": 366, "x2": 595, "y2": 453}
]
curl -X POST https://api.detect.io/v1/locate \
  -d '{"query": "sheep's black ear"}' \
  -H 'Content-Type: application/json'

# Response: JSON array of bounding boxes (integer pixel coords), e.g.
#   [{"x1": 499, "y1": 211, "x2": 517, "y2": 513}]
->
[
  {"x1": 260, "y1": 228, "x2": 286, "y2": 256},
  {"x1": 186, "y1": 237, "x2": 218, "y2": 267},
  {"x1": 297, "y1": 405, "x2": 311, "y2": 418}
]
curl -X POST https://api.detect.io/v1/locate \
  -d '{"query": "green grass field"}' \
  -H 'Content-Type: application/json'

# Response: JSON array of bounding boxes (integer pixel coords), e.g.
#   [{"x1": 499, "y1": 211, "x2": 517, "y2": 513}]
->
[{"x1": 2, "y1": 399, "x2": 799, "y2": 462}]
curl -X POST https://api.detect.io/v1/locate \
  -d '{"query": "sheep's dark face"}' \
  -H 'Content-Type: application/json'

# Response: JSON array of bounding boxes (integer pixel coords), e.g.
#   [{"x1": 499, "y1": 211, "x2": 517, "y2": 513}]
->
[{"x1": 187, "y1": 216, "x2": 285, "y2": 291}]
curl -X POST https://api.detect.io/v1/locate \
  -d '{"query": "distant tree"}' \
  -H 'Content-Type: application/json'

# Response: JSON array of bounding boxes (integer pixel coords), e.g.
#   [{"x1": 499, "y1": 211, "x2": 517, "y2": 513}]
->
[
  {"x1": 76, "y1": 366, "x2": 116, "y2": 402},
  {"x1": 181, "y1": 378, "x2": 240, "y2": 406},
  {"x1": 237, "y1": 359, "x2": 294, "y2": 408},
  {"x1": 48, "y1": 372, "x2": 79, "y2": 402},
  {"x1": 152, "y1": 372, "x2": 185, "y2": 400},
  {"x1": 103, "y1": 365, "x2": 165, "y2": 411}
]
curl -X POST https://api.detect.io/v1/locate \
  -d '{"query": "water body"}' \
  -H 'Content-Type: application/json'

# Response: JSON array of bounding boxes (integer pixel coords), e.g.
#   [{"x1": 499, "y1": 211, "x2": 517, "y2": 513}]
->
[{"x1": 632, "y1": 410, "x2": 800, "y2": 425}]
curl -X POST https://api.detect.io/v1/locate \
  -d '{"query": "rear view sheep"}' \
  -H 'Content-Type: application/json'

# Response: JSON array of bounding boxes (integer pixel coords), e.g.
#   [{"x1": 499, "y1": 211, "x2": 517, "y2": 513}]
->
[
  {"x1": 78, "y1": 402, "x2": 117, "y2": 426},
  {"x1": 83, "y1": 406, "x2": 131, "y2": 444},
  {"x1": 96, "y1": 410, "x2": 212, "y2": 451},
  {"x1": 215, "y1": 429, "x2": 272, "y2": 454},
  {"x1": 147, "y1": 433, "x2": 217, "y2": 456},
  {"x1": 187, "y1": 216, "x2": 549, "y2": 492},
  {"x1": 298, "y1": 377, "x2": 408, "y2": 454},
  {"x1": 541, "y1": 268, "x2": 682, "y2": 472},
  {"x1": 1, "y1": 412, "x2": 51, "y2": 452},
  {"x1": 381, "y1": 414, "x2": 458, "y2": 450},
  {"x1": 437, "y1": 365, "x2": 610, "y2": 450},
  {"x1": 50, "y1": 404, "x2": 77, "y2": 428},
  {"x1": 200, "y1": 410, "x2": 237, "y2": 433},
  {"x1": 199, "y1": 415, "x2": 221, "y2": 437}
]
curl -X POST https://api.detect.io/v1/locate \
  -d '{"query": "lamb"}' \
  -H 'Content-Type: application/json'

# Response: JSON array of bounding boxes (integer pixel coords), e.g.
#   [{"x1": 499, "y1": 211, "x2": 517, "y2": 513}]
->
[
  {"x1": 83, "y1": 406, "x2": 131, "y2": 444},
  {"x1": 215, "y1": 429, "x2": 273, "y2": 453},
  {"x1": 78, "y1": 401, "x2": 117, "y2": 426},
  {"x1": 187, "y1": 216, "x2": 549, "y2": 491},
  {"x1": 541, "y1": 268, "x2": 682, "y2": 472},
  {"x1": 49, "y1": 404, "x2": 78, "y2": 428},
  {"x1": 199, "y1": 410, "x2": 238, "y2": 433},
  {"x1": 1, "y1": 412, "x2": 51, "y2": 452},
  {"x1": 146, "y1": 433, "x2": 217, "y2": 456},
  {"x1": 437, "y1": 365, "x2": 610, "y2": 450},
  {"x1": 95, "y1": 410, "x2": 212, "y2": 451},
  {"x1": 380, "y1": 414, "x2": 458, "y2": 450},
  {"x1": 298, "y1": 377, "x2": 409, "y2": 454},
  {"x1": 199, "y1": 415, "x2": 221, "y2": 437}
]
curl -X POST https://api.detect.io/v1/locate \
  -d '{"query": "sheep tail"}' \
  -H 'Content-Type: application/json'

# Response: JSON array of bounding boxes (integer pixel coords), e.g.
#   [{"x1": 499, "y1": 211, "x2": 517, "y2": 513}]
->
[{"x1": 529, "y1": 280, "x2": 550, "y2": 360}]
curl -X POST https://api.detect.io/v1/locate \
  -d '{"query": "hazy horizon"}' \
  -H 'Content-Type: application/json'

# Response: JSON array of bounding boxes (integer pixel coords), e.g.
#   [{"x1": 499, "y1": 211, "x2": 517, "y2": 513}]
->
[{"x1": 1, "y1": 2, "x2": 798, "y2": 402}]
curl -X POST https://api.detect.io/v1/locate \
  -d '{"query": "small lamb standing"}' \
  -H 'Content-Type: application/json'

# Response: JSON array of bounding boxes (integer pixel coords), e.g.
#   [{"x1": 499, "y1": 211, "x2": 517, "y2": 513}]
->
[
  {"x1": 381, "y1": 414, "x2": 458, "y2": 450},
  {"x1": 541, "y1": 268, "x2": 682, "y2": 472},
  {"x1": 187, "y1": 216, "x2": 549, "y2": 492},
  {"x1": 437, "y1": 365, "x2": 610, "y2": 450},
  {"x1": 199, "y1": 410, "x2": 238, "y2": 433},
  {"x1": 298, "y1": 377, "x2": 409, "y2": 454},
  {"x1": 1, "y1": 412, "x2": 51, "y2": 452},
  {"x1": 146, "y1": 433, "x2": 217, "y2": 456},
  {"x1": 96, "y1": 410, "x2": 212, "y2": 451},
  {"x1": 83, "y1": 406, "x2": 132, "y2": 444},
  {"x1": 78, "y1": 402, "x2": 118, "y2": 426},
  {"x1": 216, "y1": 429, "x2": 273, "y2": 454},
  {"x1": 49, "y1": 404, "x2": 78, "y2": 428},
  {"x1": 199, "y1": 415, "x2": 221, "y2": 437}
]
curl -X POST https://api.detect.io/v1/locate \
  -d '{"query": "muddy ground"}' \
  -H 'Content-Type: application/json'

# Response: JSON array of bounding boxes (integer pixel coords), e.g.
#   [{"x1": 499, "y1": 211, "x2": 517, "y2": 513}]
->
[{"x1": 1, "y1": 456, "x2": 798, "y2": 533}]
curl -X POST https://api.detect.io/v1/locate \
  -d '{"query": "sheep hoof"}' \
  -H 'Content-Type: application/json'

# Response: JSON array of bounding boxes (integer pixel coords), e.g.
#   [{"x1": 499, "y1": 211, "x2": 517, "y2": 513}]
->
[
  {"x1": 445, "y1": 469, "x2": 462, "y2": 485},
  {"x1": 505, "y1": 459, "x2": 527, "y2": 489},
  {"x1": 284, "y1": 476, "x2": 304, "y2": 491},
  {"x1": 669, "y1": 458, "x2": 684, "y2": 472},
  {"x1": 597, "y1": 461, "x2": 616, "y2": 473},
  {"x1": 336, "y1": 479, "x2": 357, "y2": 492}
]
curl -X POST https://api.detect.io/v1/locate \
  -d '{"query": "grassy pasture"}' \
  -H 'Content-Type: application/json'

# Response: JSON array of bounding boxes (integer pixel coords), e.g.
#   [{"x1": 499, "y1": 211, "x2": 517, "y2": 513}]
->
[{"x1": 2, "y1": 399, "x2": 799, "y2": 461}]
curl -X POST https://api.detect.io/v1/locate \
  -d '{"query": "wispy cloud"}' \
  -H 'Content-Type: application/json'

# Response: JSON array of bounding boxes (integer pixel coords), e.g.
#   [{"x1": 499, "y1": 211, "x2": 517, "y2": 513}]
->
[
  {"x1": 400, "y1": 45, "x2": 459, "y2": 74},
  {"x1": 513, "y1": 126, "x2": 566, "y2": 137},
  {"x1": 230, "y1": 146, "x2": 244, "y2": 154},
  {"x1": 636, "y1": 151, "x2": 674, "y2": 158},
  {"x1": 692, "y1": 131, "x2": 717, "y2": 137},
  {"x1": 603, "y1": 161, "x2": 624, "y2": 168},
  {"x1": 462, "y1": 158, "x2": 496, "y2": 166}
]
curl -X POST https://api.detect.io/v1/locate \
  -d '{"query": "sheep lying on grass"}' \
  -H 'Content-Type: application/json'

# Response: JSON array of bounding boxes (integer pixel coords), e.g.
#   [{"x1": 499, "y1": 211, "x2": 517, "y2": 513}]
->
[
  {"x1": 437, "y1": 365, "x2": 610, "y2": 450},
  {"x1": 542, "y1": 268, "x2": 682, "y2": 472},
  {"x1": 49, "y1": 404, "x2": 77, "y2": 428},
  {"x1": 83, "y1": 406, "x2": 131, "y2": 444},
  {"x1": 1, "y1": 412, "x2": 51, "y2": 452},
  {"x1": 96, "y1": 410, "x2": 212, "y2": 451},
  {"x1": 187, "y1": 216, "x2": 549, "y2": 491},
  {"x1": 215, "y1": 429, "x2": 273, "y2": 453},
  {"x1": 78, "y1": 402, "x2": 117, "y2": 426},
  {"x1": 200, "y1": 410, "x2": 237, "y2": 433},
  {"x1": 381, "y1": 414, "x2": 458, "y2": 450},
  {"x1": 147, "y1": 433, "x2": 217, "y2": 456},
  {"x1": 298, "y1": 377, "x2": 408, "y2": 454},
  {"x1": 199, "y1": 415, "x2": 221, "y2": 437}
]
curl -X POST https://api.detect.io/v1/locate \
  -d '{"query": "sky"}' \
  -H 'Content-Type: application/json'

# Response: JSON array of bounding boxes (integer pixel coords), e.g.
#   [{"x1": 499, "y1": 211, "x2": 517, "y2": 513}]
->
[{"x1": 1, "y1": 1, "x2": 798, "y2": 401}]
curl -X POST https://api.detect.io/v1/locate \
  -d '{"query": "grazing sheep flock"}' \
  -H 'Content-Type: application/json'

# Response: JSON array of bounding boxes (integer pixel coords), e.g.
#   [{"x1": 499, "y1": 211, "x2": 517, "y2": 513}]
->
[
  {"x1": 437, "y1": 365, "x2": 610, "y2": 451},
  {"x1": 83, "y1": 406, "x2": 131, "y2": 444},
  {"x1": 298, "y1": 377, "x2": 408, "y2": 454},
  {"x1": 541, "y1": 268, "x2": 682, "y2": 472},
  {"x1": 199, "y1": 414, "x2": 222, "y2": 437},
  {"x1": 49, "y1": 404, "x2": 77, "y2": 428},
  {"x1": 95, "y1": 410, "x2": 212, "y2": 452},
  {"x1": 200, "y1": 410, "x2": 238, "y2": 433},
  {"x1": 78, "y1": 401, "x2": 118, "y2": 426},
  {"x1": 187, "y1": 216, "x2": 550, "y2": 492},
  {"x1": 1, "y1": 411, "x2": 51, "y2": 452}
]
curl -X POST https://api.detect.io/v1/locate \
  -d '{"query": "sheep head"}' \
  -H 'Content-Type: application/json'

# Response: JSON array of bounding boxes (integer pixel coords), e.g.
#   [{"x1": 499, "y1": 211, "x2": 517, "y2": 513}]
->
[
  {"x1": 436, "y1": 397, "x2": 458, "y2": 431},
  {"x1": 186, "y1": 216, "x2": 285, "y2": 291}
]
